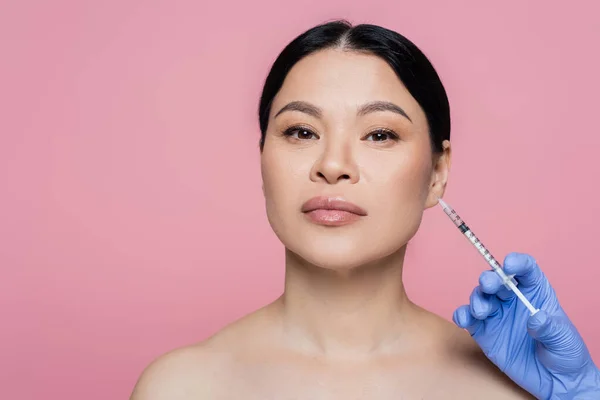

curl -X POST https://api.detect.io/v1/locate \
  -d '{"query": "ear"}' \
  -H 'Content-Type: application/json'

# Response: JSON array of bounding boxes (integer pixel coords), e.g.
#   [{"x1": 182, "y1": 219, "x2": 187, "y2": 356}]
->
[{"x1": 425, "y1": 140, "x2": 451, "y2": 209}]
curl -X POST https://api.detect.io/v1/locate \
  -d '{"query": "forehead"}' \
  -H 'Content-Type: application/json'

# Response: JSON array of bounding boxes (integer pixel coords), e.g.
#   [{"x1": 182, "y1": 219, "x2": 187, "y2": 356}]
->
[{"x1": 271, "y1": 49, "x2": 425, "y2": 123}]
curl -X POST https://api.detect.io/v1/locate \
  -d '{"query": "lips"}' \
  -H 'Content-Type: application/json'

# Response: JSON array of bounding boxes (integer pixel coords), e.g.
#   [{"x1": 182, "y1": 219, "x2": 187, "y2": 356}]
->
[{"x1": 301, "y1": 196, "x2": 367, "y2": 226}]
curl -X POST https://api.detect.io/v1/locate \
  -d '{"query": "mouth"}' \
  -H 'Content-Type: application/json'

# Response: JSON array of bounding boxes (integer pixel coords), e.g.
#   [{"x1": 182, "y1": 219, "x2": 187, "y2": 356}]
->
[{"x1": 301, "y1": 196, "x2": 367, "y2": 227}]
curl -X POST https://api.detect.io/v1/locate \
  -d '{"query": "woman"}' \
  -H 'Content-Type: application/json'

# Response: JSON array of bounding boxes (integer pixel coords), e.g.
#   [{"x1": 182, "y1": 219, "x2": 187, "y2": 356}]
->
[{"x1": 131, "y1": 20, "x2": 598, "y2": 399}]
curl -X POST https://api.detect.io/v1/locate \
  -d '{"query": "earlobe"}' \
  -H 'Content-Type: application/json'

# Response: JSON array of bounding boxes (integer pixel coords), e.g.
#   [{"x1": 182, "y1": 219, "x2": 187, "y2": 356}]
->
[
  {"x1": 425, "y1": 183, "x2": 446, "y2": 209},
  {"x1": 425, "y1": 140, "x2": 451, "y2": 209}
]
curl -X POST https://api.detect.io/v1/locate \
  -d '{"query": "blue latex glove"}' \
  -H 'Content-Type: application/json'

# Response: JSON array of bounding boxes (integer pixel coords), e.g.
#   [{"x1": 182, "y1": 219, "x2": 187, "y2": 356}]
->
[{"x1": 453, "y1": 252, "x2": 600, "y2": 399}]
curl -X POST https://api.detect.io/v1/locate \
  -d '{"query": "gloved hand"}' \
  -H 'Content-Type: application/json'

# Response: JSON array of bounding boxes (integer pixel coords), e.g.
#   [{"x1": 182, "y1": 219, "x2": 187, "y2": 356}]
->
[{"x1": 453, "y1": 252, "x2": 600, "y2": 399}]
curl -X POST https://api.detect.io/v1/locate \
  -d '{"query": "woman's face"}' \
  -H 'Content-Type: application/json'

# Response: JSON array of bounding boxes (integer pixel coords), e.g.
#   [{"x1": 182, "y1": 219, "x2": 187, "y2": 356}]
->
[{"x1": 261, "y1": 49, "x2": 450, "y2": 270}]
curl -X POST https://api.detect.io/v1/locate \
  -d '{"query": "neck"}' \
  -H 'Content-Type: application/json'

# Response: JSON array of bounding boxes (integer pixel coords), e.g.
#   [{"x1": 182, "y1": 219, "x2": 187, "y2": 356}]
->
[{"x1": 277, "y1": 246, "x2": 420, "y2": 358}]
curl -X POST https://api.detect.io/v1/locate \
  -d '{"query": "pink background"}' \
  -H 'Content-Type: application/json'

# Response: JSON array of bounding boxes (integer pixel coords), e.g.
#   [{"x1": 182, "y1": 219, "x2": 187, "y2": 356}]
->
[{"x1": 2, "y1": 1, "x2": 599, "y2": 398}]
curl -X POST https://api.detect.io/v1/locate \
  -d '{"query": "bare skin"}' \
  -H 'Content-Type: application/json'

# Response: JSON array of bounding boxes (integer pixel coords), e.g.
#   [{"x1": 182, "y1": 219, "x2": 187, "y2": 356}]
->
[
  {"x1": 130, "y1": 49, "x2": 534, "y2": 399},
  {"x1": 130, "y1": 300, "x2": 530, "y2": 399}
]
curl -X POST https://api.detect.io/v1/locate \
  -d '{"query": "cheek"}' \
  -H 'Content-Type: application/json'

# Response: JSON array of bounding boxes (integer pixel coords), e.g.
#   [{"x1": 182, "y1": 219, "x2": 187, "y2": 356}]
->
[
  {"x1": 393, "y1": 159, "x2": 432, "y2": 201},
  {"x1": 261, "y1": 151, "x2": 301, "y2": 217},
  {"x1": 260, "y1": 155, "x2": 280, "y2": 210},
  {"x1": 261, "y1": 160, "x2": 285, "y2": 239},
  {"x1": 261, "y1": 146, "x2": 313, "y2": 193},
  {"x1": 364, "y1": 151, "x2": 432, "y2": 234},
  {"x1": 365, "y1": 149, "x2": 431, "y2": 201}
]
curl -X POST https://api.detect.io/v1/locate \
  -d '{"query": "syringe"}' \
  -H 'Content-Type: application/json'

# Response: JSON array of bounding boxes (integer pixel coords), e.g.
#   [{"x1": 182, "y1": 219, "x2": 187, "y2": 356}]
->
[{"x1": 438, "y1": 198, "x2": 539, "y2": 316}]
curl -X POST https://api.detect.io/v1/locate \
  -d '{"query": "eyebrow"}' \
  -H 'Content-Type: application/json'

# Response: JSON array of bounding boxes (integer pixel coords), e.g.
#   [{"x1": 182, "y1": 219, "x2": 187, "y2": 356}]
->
[{"x1": 273, "y1": 100, "x2": 412, "y2": 123}]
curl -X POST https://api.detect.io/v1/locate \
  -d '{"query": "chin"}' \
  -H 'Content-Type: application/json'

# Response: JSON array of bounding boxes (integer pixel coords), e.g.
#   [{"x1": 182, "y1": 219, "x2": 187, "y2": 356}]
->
[{"x1": 287, "y1": 238, "x2": 396, "y2": 271}]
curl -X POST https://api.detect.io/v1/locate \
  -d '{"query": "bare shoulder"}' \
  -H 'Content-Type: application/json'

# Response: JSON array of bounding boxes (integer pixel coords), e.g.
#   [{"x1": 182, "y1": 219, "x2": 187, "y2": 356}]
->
[
  {"x1": 433, "y1": 316, "x2": 534, "y2": 399},
  {"x1": 129, "y1": 340, "x2": 226, "y2": 400},
  {"x1": 130, "y1": 306, "x2": 273, "y2": 400}
]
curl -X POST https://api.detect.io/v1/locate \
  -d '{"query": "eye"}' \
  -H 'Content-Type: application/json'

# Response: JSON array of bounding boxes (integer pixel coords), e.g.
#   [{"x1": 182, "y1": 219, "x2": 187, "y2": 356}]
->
[
  {"x1": 364, "y1": 129, "x2": 400, "y2": 142},
  {"x1": 283, "y1": 126, "x2": 319, "y2": 140}
]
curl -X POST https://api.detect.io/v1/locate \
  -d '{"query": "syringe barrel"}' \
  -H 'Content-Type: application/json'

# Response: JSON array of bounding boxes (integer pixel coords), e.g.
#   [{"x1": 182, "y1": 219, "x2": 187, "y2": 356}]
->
[{"x1": 462, "y1": 227, "x2": 519, "y2": 288}]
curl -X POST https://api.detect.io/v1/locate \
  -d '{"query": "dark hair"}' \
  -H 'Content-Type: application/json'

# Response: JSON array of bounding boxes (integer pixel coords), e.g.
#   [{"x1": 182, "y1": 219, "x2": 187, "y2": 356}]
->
[{"x1": 258, "y1": 20, "x2": 450, "y2": 153}]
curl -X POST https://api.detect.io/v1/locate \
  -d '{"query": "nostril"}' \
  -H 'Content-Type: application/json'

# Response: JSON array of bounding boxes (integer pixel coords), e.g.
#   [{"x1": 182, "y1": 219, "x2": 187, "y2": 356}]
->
[{"x1": 315, "y1": 172, "x2": 352, "y2": 182}]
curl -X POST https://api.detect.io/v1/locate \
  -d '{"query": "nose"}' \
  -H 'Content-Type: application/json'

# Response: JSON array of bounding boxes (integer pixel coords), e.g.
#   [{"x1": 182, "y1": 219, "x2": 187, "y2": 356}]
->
[{"x1": 310, "y1": 142, "x2": 359, "y2": 184}]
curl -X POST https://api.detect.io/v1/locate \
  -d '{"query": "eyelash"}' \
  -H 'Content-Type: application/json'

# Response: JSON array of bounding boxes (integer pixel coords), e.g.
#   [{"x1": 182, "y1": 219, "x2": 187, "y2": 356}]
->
[{"x1": 282, "y1": 126, "x2": 400, "y2": 142}]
